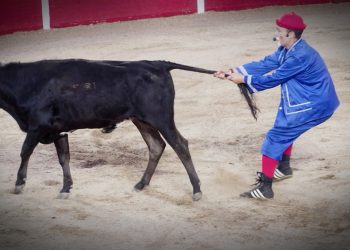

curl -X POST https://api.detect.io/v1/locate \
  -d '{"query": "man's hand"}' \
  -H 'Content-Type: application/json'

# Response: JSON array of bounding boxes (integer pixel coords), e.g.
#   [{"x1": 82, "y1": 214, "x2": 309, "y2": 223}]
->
[
  {"x1": 214, "y1": 69, "x2": 245, "y2": 84},
  {"x1": 226, "y1": 72, "x2": 245, "y2": 84},
  {"x1": 214, "y1": 70, "x2": 230, "y2": 79}
]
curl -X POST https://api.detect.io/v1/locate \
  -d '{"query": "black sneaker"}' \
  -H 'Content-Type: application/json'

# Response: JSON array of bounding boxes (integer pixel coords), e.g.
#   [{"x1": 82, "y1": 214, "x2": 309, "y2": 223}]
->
[
  {"x1": 274, "y1": 155, "x2": 293, "y2": 181},
  {"x1": 240, "y1": 172, "x2": 274, "y2": 200}
]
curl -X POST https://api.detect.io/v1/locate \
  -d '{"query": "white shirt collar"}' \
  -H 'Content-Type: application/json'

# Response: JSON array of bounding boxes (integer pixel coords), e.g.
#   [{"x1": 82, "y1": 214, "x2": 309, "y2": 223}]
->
[{"x1": 286, "y1": 38, "x2": 302, "y2": 55}]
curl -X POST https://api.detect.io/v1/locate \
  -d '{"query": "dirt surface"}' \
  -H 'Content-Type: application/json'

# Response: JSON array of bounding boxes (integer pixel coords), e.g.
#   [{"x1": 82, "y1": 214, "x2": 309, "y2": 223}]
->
[{"x1": 1, "y1": 3, "x2": 350, "y2": 250}]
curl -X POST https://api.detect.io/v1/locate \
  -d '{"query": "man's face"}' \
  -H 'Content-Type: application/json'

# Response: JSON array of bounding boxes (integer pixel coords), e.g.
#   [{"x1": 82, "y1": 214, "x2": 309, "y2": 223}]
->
[{"x1": 274, "y1": 26, "x2": 292, "y2": 48}]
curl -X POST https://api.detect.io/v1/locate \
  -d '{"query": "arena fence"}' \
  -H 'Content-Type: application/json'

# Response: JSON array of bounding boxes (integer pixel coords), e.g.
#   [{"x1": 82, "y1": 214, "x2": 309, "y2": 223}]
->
[{"x1": 0, "y1": 0, "x2": 348, "y2": 35}]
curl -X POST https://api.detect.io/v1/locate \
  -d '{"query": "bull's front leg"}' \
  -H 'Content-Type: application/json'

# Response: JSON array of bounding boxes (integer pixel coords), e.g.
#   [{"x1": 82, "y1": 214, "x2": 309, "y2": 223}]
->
[
  {"x1": 14, "y1": 132, "x2": 40, "y2": 194},
  {"x1": 54, "y1": 134, "x2": 73, "y2": 199}
]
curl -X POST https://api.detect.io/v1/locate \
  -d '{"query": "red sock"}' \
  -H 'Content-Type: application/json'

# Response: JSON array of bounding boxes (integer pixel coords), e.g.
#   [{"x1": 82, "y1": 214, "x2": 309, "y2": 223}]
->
[
  {"x1": 262, "y1": 155, "x2": 278, "y2": 178},
  {"x1": 283, "y1": 144, "x2": 293, "y2": 156}
]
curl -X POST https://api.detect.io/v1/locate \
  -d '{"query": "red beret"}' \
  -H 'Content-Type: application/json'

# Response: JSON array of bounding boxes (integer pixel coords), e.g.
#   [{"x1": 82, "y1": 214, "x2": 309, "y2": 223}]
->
[{"x1": 276, "y1": 12, "x2": 307, "y2": 30}]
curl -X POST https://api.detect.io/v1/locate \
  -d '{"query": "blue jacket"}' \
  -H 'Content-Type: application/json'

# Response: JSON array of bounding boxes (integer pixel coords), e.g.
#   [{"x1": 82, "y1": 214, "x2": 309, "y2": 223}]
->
[{"x1": 235, "y1": 39, "x2": 340, "y2": 127}]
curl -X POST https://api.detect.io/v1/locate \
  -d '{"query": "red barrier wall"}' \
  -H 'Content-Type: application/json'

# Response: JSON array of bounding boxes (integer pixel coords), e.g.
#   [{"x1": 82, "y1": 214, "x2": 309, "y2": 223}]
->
[
  {"x1": 1, "y1": 0, "x2": 349, "y2": 35},
  {"x1": 205, "y1": 0, "x2": 349, "y2": 11},
  {"x1": 0, "y1": 0, "x2": 42, "y2": 35},
  {"x1": 49, "y1": 0, "x2": 197, "y2": 28}
]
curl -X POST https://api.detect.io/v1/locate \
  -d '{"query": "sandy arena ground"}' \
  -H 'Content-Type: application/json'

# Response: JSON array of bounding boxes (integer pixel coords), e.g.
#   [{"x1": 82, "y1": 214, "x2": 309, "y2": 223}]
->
[{"x1": 1, "y1": 3, "x2": 350, "y2": 250}]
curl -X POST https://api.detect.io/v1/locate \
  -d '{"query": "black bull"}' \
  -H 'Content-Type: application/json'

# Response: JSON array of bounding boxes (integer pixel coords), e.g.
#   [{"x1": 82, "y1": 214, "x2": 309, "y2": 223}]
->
[{"x1": 0, "y1": 59, "x2": 258, "y2": 201}]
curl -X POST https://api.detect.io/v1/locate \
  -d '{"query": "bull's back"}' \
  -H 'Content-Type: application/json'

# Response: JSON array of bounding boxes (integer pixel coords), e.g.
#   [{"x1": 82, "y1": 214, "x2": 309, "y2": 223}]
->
[
  {"x1": 3, "y1": 60, "x2": 132, "y2": 130},
  {"x1": 1, "y1": 59, "x2": 175, "y2": 131},
  {"x1": 45, "y1": 60, "x2": 134, "y2": 130}
]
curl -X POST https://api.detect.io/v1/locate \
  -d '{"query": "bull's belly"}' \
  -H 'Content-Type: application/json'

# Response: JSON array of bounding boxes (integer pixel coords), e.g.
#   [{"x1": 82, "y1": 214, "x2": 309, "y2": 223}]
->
[{"x1": 49, "y1": 102, "x2": 131, "y2": 131}]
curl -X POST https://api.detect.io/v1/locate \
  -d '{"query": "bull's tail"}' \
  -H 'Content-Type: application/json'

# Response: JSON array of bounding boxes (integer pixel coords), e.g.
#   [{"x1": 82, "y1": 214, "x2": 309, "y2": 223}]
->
[
  {"x1": 237, "y1": 84, "x2": 259, "y2": 120},
  {"x1": 164, "y1": 61, "x2": 216, "y2": 75},
  {"x1": 163, "y1": 61, "x2": 259, "y2": 120}
]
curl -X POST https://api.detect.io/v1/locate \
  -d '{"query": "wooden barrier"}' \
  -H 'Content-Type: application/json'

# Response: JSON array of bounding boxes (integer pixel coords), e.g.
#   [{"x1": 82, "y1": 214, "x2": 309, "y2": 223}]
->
[
  {"x1": 0, "y1": 0, "x2": 42, "y2": 35},
  {"x1": 0, "y1": 0, "x2": 348, "y2": 35}
]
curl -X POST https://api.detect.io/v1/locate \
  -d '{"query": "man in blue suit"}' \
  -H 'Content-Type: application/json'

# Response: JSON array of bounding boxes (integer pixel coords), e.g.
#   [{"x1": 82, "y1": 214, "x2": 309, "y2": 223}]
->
[{"x1": 215, "y1": 12, "x2": 340, "y2": 200}]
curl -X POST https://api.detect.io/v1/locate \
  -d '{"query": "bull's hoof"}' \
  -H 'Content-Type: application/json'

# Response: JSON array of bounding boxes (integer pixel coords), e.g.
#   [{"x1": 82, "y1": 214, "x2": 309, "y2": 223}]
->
[
  {"x1": 192, "y1": 192, "x2": 202, "y2": 201},
  {"x1": 101, "y1": 124, "x2": 116, "y2": 133},
  {"x1": 134, "y1": 181, "x2": 146, "y2": 191},
  {"x1": 14, "y1": 184, "x2": 25, "y2": 194},
  {"x1": 56, "y1": 192, "x2": 70, "y2": 199}
]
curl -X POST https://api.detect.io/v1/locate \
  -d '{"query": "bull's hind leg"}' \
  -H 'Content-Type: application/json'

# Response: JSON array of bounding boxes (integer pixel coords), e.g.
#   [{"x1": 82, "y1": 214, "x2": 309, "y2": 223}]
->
[
  {"x1": 160, "y1": 127, "x2": 202, "y2": 201},
  {"x1": 14, "y1": 131, "x2": 40, "y2": 194},
  {"x1": 54, "y1": 134, "x2": 73, "y2": 199},
  {"x1": 132, "y1": 118, "x2": 166, "y2": 190}
]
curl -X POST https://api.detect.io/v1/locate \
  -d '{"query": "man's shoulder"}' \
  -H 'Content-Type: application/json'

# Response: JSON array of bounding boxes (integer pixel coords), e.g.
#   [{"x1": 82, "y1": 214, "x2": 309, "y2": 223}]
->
[{"x1": 288, "y1": 39, "x2": 317, "y2": 61}]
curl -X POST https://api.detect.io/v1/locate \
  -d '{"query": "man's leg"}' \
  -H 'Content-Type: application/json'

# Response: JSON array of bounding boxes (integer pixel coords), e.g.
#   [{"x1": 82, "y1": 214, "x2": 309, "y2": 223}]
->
[
  {"x1": 274, "y1": 144, "x2": 293, "y2": 181},
  {"x1": 240, "y1": 155, "x2": 277, "y2": 200}
]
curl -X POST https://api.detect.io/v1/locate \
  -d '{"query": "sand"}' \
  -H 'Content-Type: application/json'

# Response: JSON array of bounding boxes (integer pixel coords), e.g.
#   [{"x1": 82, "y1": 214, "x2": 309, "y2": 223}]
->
[{"x1": 1, "y1": 3, "x2": 350, "y2": 250}]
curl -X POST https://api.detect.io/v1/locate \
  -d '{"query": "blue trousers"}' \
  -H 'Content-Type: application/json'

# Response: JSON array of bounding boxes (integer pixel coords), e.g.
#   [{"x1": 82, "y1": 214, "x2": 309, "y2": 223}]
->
[{"x1": 261, "y1": 115, "x2": 332, "y2": 160}]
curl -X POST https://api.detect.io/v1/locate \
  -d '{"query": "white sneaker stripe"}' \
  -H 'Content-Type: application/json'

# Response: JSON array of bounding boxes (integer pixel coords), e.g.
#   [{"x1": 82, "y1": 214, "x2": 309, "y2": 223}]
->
[
  {"x1": 251, "y1": 191, "x2": 258, "y2": 199},
  {"x1": 256, "y1": 189, "x2": 266, "y2": 199},
  {"x1": 251, "y1": 189, "x2": 264, "y2": 199},
  {"x1": 274, "y1": 169, "x2": 285, "y2": 178},
  {"x1": 275, "y1": 169, "x2": 284, "y2": 176}
]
